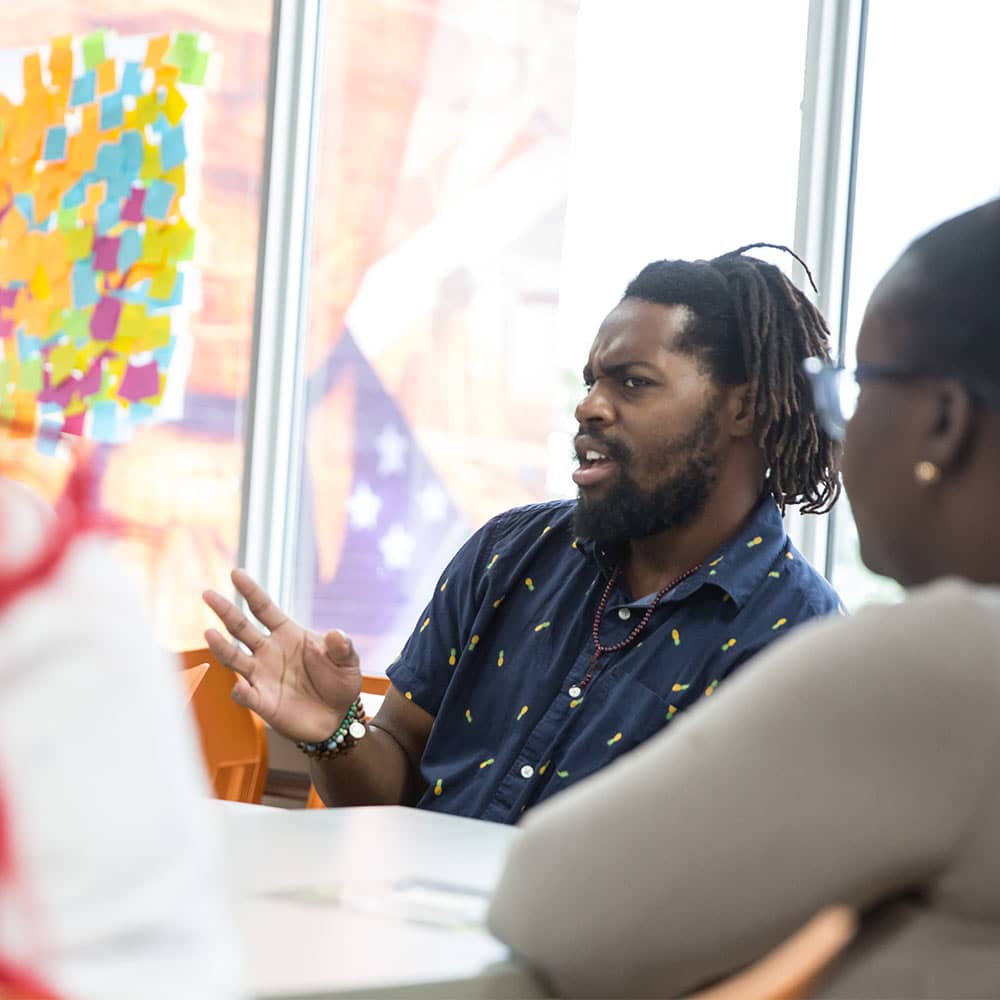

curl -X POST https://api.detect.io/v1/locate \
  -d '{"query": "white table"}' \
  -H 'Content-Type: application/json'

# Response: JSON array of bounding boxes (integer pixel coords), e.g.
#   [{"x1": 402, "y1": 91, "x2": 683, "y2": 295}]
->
[{"x1": 213, "y1": 801, "x2": 547, "y2": 999}]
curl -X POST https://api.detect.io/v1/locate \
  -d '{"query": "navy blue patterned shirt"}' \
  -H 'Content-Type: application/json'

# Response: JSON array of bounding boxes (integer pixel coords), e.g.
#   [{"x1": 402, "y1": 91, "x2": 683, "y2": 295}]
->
[{"x1": 386, "y1": 496, "x2": 841, "y2": 823}]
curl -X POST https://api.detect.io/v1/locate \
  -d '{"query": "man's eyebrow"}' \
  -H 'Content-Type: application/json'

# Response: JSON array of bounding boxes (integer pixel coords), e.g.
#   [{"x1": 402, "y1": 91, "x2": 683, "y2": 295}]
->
[{"x1": 585, "y1": 360, "x2": 660, "y2": 379}]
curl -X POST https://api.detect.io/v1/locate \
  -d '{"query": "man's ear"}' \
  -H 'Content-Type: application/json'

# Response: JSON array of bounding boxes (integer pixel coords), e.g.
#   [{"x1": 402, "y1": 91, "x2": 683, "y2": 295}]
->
[
  {"x1": 922, "y1": 380, "x2": 976, "y2": 473},
  {"x1": 721, "y1": 383, "x2": 756, "y2": 438}
]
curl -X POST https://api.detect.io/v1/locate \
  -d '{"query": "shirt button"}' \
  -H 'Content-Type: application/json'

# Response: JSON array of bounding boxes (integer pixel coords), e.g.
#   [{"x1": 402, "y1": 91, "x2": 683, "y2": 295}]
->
[
  {"x1": 568, "y1": 685, "x2": 582, "y2": 698},
  {"x1": 618, "y1": 607, "x2": 631, "y2": 620},
  {"x1": 520, "y1": 764, "x2": 534, "y2": 779}
]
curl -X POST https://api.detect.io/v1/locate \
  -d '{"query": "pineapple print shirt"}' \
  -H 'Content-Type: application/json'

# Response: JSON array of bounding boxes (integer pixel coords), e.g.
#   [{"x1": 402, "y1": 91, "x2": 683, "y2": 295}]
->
[{"x1": 387, "y1": 495, "x2": 841, "y2": 823}]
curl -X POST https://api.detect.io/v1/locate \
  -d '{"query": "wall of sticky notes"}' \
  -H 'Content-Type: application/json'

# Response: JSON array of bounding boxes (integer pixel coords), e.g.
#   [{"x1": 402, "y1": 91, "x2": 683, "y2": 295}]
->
[{"x1": 0, "y1": 29, "x2": 209, "y2": 449}]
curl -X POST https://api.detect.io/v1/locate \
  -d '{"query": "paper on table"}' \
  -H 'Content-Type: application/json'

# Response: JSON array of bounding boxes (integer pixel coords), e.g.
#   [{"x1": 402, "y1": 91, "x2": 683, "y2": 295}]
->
[{"x1": 269, "y1": 878, "x2": 492, "y2": 931}]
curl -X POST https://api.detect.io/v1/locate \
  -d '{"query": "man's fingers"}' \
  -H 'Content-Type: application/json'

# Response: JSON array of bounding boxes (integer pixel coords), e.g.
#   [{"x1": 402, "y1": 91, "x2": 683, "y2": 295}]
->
[
  {"x1": 205, "y1": 627, "x2": 256, "y2": 681},
  {"x1": 231, "y1": 675, "x2": 263, "y2": 714},
  {"x1": 202, "y1": 589, "x2": 267, "y2": 652},
  {"x1": 231, "y1": 568, "x2": 290, "y2": 632}
]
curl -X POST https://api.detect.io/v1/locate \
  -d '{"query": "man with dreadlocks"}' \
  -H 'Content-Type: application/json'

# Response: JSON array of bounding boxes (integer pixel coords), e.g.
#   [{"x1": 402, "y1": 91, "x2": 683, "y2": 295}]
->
[{"x1": 204, "y1": 246, "x2": 843, "y2": 823}]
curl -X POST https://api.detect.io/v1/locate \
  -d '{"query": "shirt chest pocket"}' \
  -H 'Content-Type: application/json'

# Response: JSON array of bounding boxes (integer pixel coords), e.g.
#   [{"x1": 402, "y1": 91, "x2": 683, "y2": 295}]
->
[{"x1": 590, "y1": 667, "x2": 680, "y2": 756}]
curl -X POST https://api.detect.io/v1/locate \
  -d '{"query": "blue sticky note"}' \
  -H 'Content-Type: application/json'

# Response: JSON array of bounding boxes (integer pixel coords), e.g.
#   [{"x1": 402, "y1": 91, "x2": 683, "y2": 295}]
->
[
  {"x1": 143, "y1": 179, "x2": 177, "y2": 220},
  {"x1": 100, "y1": 92, "x2": 124, "y2": 130},
  {"x1": 91, "y1": 401, "x2": 125, "y2": 443},
  {"x1": 130, "y1": 402, "x2": 156, "y2": 423},
  {"x1": 61, "y1": 181, "x2": 86, "y2": 210},
  {"x1": 71, "y1": 261, "x2": 100, "y2": 309},
  {"x1": 96, "y1": 199, "x2": 121, "y2": 236},
  {"x1": 95, "y1": 142, "x2": 124, "y2": 179},
  {"x1": 151, "y1": 112, "x2": 171, "y2": 136},
  {"x1": 105, "y1": 174, "x2": 131, "y2": 203},
  {"x1": 153, "y1": 337, "x2": 177, "y2": 370},
  {"x1": 121, "y1": 61, "x2": 144, "y2": 97},
  {"x1": 70, "y1": 71, "x2": 96, "y2": 107},
  {"x1": 16, "y1": 328, "x2": 41, "y2": 358},
  {"x1": 120, "y1": 130, "x2": 144, "y2": 177},
  {"x1": 118, "y1": 229, "x2": 142, "y2": 272},
  {"x1": 36, "y1": 417, "x2": 62, "y2": 456},
  {"x1": 159, "y1": 125, "x2": 187, "y2": 172},
  {"x1": 43, "y1": 125, "x2": 68, "y2": 162}
]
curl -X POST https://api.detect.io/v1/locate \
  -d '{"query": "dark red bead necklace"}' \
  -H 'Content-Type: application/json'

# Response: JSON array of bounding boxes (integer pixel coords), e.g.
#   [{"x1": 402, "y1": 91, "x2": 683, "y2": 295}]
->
[{"x1": 569, "y1": 560, "x2": 702, "y2": 697}]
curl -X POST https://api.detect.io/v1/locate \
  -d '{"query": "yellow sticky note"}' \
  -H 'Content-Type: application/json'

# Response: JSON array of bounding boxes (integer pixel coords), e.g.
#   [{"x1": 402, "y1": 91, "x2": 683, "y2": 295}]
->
[
  {"x1": 49, "y1": 340, "x2": 76, "y2": 385},
  {"x1": 140, "y1": 141, "x2": 161, "y2": 181},
  {"x1": 161, "y1": 85, "x2": 187, "y2": 126},
  {"x1": 118, "y1": 302, "x2": 146, "y2": 338},
  {"x1": 29, "y1": 264, "x2": 51, "y2": 301},
  {"x1": 162, "y1": 164, "x2": 186, "y2": 197},
  {"x1": 65, "y1": 226, "x2": 94, "y2": 261},
  {"x1": 150, "y1": 264, "x2": 176, "y2": 299}
]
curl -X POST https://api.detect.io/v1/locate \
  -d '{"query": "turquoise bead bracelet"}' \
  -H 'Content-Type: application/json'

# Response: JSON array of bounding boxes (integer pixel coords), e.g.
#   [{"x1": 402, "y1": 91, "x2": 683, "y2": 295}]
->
[{"x1": 296, "y1": 697, "x2": 368, "y2": 759}]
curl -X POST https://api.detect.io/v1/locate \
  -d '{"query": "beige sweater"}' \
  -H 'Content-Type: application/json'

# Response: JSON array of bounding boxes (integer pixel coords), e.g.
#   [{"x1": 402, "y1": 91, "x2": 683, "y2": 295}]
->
[{"x1": 488, "y1": 578, "x2": 1000, "y2": 998}]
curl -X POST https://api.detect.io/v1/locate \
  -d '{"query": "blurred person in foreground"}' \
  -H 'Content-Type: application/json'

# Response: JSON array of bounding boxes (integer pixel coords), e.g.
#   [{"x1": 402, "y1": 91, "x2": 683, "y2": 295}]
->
[
  {"x1": 488, "y1": 198, "x2": 1000, "y2": 998},
  {"x1": 0, "y1": 458, "x2": 241, "y2": 999}
]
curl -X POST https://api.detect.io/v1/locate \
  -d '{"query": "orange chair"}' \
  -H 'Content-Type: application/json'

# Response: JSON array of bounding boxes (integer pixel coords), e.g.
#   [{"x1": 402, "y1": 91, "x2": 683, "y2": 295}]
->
[
  {"x1": 306, "y1": 674, "x2": 390, "y2": 808},
  {"x1": 178, "y1": 648, "x2": 268, "y2": 804},
  {"x1": 689, "y1": 905, "x2": 857, "y2": 1000}
]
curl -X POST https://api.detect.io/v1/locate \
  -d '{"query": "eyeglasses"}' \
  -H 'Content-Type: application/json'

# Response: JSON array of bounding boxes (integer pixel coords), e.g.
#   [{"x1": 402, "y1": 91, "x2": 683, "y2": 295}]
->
[{"x1": 802, "y1": 357, "x2": 1000, "y2": 441}]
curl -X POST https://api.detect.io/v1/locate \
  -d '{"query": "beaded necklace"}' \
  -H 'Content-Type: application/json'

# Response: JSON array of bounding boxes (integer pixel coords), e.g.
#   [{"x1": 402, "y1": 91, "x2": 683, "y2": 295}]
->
[{"x1": 567, "y1": 560, "x2": 703, "y2": 698}]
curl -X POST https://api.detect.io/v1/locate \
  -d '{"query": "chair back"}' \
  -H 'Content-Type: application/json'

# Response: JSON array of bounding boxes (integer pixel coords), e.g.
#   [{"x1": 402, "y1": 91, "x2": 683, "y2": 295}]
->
[
  {"x1": 178, "y1": 648, "x2": 268, "y2": 803},
  {"x1": 689, "y1": 905, "x2": 857, "y2": 1000}
]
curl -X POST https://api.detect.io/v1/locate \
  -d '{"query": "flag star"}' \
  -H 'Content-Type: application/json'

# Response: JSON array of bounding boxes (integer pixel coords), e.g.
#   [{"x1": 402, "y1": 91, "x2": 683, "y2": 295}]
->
[
  {"x1": 416, "y1": 483, "x2": 448, "y2": 523},
  {"x1": 380, "y1": 524, "x2": 416, "y2": 570},
  {"x1": 375, "y1": 425, "x2": 408, "y2": 476},
  {"x1": 346, "y1": 482, "x2": 382, "y2": 530}
]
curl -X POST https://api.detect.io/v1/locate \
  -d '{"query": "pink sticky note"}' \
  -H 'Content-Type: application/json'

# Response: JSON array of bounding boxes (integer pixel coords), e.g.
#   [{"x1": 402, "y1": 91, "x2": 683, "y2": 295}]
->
[
  {"x1": 93, "y1": 236, "x2": 121, "y2": 272},
  {"x1": 38, "y1": 374, "x2": 76, "y2": 408},
  {"x1": 90, "y1": 296, "x2": 122, "y2": 341},
  {"x1": 77, "y1": 360, "x2": 103, "y2": 397},
  {"x1": 121, "y1": 187, "x2": 146, "y2": 223},
  {"x1": 0, "y1": 288, "x2": 16, "y2": 309},
  {"x1": 0, "y1": 319, "x2": 13, "y2": 339},
  {"x1": 118, "y1": 361, "x2": 160, "y2": 402},
  {"x1": 62, "y1": 411, "x2": 86, "y2": 436}
]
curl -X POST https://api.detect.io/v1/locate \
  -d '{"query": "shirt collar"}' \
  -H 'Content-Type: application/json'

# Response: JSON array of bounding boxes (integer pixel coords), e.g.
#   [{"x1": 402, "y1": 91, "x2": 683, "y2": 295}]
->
[{"x1": 575, "y1": 494, "x2": 789, "y2": 610}]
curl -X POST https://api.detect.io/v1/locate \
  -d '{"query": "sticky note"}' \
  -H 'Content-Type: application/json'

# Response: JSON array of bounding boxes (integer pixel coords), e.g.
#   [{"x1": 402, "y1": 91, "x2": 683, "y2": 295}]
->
[
  {"x1": 159, "y1": 125, "x2": 186, "y2": 172},
  {"x1": 100, "y1": 92, "x2": 124, "y2": 130},
  {"x1": 61, "y1": 180, "x2": 87, "y2": 210},
  {"x1": 118, "y1": 228, "x2": 141, "y2": 272},
  {"x1": 43, "y1": 125, "x2": 68, "y2": 162},
  {"x1": 70, "y1": 71, "x2": 96, "y2": 107},
  {"x1": 49, "y1": 37, "x2": 74, "y2": 88},
  {"x1": 90, "y1": 296, "x2": 122, "y2": 341},
  {"x1": 23, "y1": 52, "x2": 43, "y2": 92},
  {"x1": 96, "y1": 59, "x2": 116, "y2": 95},
  {"x1": 62, "y1": 410, "x2": 86, "y2": 435},
  {"x1": 161, "y1": 85, "x2": 187, "y2": 126},
  {"x1": 149, "y1": 265, "x2": 177, "y2": 301},
  {"x1": 140, "y1": 142, "x2": 161, "y2": 181},
  {"x1": 82, "y1": 30, "x2": 107, "y2": 72},
  {"x1": 105, "y1": 174, "x2": 131, "y2": 203},
  {"x1": 121, "y1": 187, "x2": 146, "y2": 222},
  {"x1": 144, "y1": 35, "x2": 170, "y2": 70},
  {"x1": 63, "y1": 310, "x2": 90, "y2": 344},
  {"x1": 120, "y1": 130, "x2": 144, "y2": 177},
  {"x1": 71, "y1": 261, "x2": 99, "y2": 309},
  {"x1": 143, "y1": 179, "x2": 176, "y2": 220},
  {"x1": 96, "y1": 199, "x2": 121, "y2": 236},
  {"x1": 77, "y1": 359, "x2": 103, "y2": 397},
  {"x1": 118, "y1": 360, "x2": 160, "y2": 402},
  {"x1": 29, "y1": 266, "x2": 51, "y2": 301},
  {"x1": 95, "y1": 141, "x2": 124, "y2": 179},
  {"x1": 121, "y1": 61, "x2": 144, "y2": 97},
  {"x1": 49, "y1": 340, "x2": 76, "y2": 385},
  {"x1": 152, "y1": 337, "x2": 176, "y2": 370},
  {"x1": 180, "y1": 50, "x2": 210, "y2": 86},
  {"x1": 93, "y1": 235, "x2": 120, "y2": 272},
  {"x1": 91, "y1": 400, "x2": 122, "y2": 442},
  {"x1": 18, "y1": 356, "x2": 44, "y2": 393},
  {"x1": 57, "y1": 207, "x2": 79, "y2": 232}
]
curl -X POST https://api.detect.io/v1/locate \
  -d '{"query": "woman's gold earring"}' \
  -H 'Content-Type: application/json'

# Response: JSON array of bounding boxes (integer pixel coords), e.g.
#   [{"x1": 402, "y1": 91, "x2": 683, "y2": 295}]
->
[{"x1": 914, "y1": 460, "x2": 941, "y2": 485}]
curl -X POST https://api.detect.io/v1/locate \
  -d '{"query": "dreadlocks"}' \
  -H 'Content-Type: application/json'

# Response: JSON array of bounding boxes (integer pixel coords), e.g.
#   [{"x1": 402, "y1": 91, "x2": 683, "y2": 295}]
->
[{"x1": 623, "y1": 244, "x2": 841, "y2": 514}]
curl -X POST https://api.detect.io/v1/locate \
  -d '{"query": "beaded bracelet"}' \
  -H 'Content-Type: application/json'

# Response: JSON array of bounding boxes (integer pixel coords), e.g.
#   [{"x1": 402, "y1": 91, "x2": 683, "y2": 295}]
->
[{"x1": 296, "y1": 698, "x2": 369, "y2": 759}]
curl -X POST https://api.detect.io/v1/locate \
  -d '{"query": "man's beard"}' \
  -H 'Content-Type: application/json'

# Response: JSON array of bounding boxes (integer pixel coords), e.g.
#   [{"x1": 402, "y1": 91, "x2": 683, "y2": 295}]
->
[{"x1": 573, "y1": 408, "x2": 720, "y2": 546}]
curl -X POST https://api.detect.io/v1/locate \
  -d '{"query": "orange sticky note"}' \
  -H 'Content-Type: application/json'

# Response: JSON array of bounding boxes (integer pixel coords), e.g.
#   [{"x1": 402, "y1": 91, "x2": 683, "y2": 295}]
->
[
  {"x1": 96, "y1": 59, "x2": 117, "y2": 96},
  {"x1": 155, "y1": 64, "x2": 180, "y2": 88},
  {"x1": 23, "y1": 52, "x2": 43, "y2": 93},
  {"x1": 144, "y1": 35, "x2": 170, "y2": 70},
  {"x1": 49, "y1": 36, "x2": 73, "y2": 88},
  {"x1": 11, "y1": 391, "x2": 37, "y2": 438}
]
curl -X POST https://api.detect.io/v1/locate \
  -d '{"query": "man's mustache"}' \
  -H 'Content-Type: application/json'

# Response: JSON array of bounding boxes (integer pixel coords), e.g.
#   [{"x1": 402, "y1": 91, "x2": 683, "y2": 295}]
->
[{"x1": 573, "y1": 432, "x2": 631, "y2": 464}]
